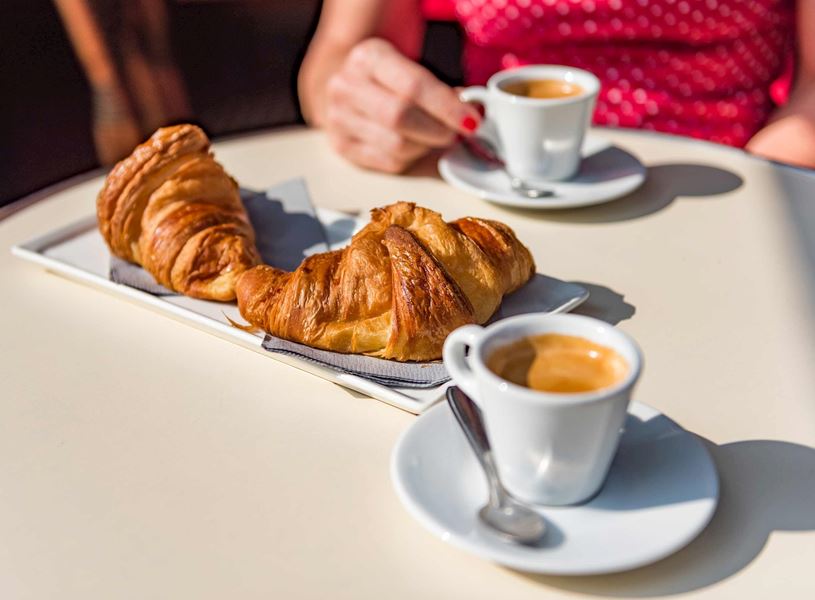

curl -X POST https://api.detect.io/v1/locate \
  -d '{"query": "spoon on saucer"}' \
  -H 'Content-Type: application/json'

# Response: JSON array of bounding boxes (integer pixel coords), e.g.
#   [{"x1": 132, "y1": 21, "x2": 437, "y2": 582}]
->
[
  {"x1": 445, "y1": 386, "x2": 547, "y2": 545},
  {"x1": 460, "y1": 137, "x2": 555, "y2": 199}
]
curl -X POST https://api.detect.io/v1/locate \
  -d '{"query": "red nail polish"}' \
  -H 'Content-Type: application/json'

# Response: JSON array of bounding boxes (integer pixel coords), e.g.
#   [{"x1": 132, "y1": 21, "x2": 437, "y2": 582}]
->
[{"x1": 461, "y1": 116, "x2": 479, "y2": 133}]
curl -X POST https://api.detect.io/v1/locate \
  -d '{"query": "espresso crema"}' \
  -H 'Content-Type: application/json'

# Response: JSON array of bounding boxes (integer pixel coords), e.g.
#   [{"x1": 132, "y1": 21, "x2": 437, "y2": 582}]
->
[
  {"x1": 500, "y1": 78, "x2": 585, "y2": 99},
  {"x1": 486, "y1": 333, "x2": 628, "y2": 393}
]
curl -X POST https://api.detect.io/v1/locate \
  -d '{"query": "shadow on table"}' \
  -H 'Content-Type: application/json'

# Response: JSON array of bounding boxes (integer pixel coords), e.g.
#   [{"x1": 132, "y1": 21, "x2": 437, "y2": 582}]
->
[
  {"x1": 487, "y1": 163, "x2": 743, "y2": 224},
  {"x1": 569, "y1": 281, "x2": 636, "y2": 325},
  {"x1": 510, "y1": 438, "x2": 815, "y2": 596}
]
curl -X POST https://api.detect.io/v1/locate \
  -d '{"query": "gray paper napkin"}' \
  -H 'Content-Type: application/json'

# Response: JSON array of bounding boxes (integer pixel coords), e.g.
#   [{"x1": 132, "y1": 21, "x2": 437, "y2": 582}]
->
[
  {"x1": 110, "y1": 253, "x2": 174, "y2": 295},
  {"x1": 262, "y1": 336, "x2": 449, "y2": 389},
  {"x1": 491, "y1": 274, "x2": 589, "y2": 321},
  {"x1": 240, "y1": 178, "x2": 330, "y2": 270}
]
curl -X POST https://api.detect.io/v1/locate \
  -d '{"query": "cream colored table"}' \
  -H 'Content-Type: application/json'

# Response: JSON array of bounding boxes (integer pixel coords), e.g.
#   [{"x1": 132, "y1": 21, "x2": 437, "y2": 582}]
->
[{"x1": 2, "y1": 127, "x2": 814, "y2": 599}]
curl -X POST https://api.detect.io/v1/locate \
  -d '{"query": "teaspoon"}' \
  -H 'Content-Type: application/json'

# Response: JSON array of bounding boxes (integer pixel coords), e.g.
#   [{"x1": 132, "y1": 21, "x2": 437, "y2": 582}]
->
[
  {"x1": 445, "y1": 386, "x2": 547, "y2": 545},
  {"x1": 460, "y1": 137, "x2": 556, "y2": 199}
]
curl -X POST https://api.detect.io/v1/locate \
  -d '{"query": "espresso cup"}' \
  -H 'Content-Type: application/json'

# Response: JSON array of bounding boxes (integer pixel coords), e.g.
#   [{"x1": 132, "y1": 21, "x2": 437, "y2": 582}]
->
[
  {"x1": 460, "y1": 65, "x2": 600, "y2": 183},
  {"x1": 442, "y1": 314, "x2": 642, "y2": 506}
]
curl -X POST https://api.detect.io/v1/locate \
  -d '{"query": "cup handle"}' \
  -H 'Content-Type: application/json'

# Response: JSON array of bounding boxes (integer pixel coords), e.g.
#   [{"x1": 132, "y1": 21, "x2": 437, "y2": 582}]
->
[
  {"x1": 459, "y1": 86, "x2": 489, "y2": 106},
  {"x1": 458, "y1": 86, "x2": 502, "y2": 156},
  {"x1": 443, "y1": 325, "x2": 485, "y2": 405},
  {"x1": 459, "y1": 86, "x2": 489, "y2": 132}
]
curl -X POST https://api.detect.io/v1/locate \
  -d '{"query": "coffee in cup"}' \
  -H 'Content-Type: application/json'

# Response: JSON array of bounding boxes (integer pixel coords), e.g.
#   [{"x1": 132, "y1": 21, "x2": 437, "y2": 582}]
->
[
  {"x1": 500, "y1": 79, "x2": 585, "y2": 100},
  {"x1": 486, "y1": 333, "x2": 628, "y2": 393}
]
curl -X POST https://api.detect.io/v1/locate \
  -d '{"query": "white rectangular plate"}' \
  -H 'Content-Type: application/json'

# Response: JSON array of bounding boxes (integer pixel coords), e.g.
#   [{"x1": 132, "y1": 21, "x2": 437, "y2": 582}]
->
[{"x1": 11, "y1": 213, "x2": 588, "y2": 414}]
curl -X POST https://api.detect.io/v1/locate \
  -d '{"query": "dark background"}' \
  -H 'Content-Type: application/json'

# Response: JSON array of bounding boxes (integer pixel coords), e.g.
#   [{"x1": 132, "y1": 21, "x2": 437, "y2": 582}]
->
[{"x1": 0, "y1": 0, "x2": 462, "y2": 207}]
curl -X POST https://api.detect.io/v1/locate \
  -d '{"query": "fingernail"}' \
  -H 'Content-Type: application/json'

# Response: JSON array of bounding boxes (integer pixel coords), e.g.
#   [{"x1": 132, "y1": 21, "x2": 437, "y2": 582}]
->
[{"x1": 461, "y1": 116, "x2": 479, "y2": 133}]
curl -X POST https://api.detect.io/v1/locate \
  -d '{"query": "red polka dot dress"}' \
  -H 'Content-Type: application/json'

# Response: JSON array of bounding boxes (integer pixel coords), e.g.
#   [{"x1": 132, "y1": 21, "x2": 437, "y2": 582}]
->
[{"x1": 425, "y1": 0, "x2": 796, "y2": 146}]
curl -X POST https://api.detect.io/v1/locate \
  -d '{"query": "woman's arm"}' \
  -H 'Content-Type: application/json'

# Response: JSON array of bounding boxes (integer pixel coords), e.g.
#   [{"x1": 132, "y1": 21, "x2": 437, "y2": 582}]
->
[
  {"x1": 297, "y1": 0, "x2": 480, "y2": 173},
  {"x1": 53, "y1": 0, "x2": 142, "y2": 163},
  {"x1": 746, "y1": 0, "x2": 815, "y2": 169}
]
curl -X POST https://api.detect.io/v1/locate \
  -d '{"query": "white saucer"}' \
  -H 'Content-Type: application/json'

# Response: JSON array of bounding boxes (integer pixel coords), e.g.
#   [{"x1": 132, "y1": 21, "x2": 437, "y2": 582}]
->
[
  {"x1": 438, "y1": 134, "x2": 647, "y2": 209},
  {"x1": 391, "y1": 401, "x2": 718, "y2": 575}
]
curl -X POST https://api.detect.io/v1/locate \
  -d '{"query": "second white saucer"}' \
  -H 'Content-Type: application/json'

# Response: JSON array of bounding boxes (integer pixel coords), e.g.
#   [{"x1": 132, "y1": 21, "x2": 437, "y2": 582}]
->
[
  {"x1": 438, "y1": 134, "x2": 647, "y2": 209},
  {"x1": 391, "y1": 401, "x2": 718, "y2": 575}
]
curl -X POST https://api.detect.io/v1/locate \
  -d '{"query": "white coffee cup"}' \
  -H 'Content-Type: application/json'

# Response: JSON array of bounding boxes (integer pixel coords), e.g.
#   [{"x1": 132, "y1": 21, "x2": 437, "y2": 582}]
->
[
  {"x1": 443, "y1": 314, "x2": 642, "y2": 506},
  {"x1": 460, "y1": 65, "x2": 600, "y2": 183}
]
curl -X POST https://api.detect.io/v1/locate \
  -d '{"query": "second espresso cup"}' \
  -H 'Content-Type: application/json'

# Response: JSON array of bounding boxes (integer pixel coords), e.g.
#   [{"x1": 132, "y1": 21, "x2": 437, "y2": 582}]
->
[
  {"x1": 460, "y1": 65, "x2": 600, "y2": 183},
  {"x1": 442, "y1": 314, "x2": 642, "y2": 506}
]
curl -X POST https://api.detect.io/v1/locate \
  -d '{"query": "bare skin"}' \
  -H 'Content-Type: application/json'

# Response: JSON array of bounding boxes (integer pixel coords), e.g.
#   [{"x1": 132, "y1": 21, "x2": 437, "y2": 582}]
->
[
  {"x1": 745, "y1": 1, "x2": 815, "y2": 169},
  {"x1": 298, "y1": 0, "x2": 480, "y2": 174},
  {"x1": 299, "y1": 0, "x2": 815, "y2": 172}
]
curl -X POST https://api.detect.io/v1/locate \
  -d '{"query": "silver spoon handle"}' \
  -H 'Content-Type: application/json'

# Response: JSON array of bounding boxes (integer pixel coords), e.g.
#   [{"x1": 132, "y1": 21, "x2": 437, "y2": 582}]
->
[
  {"x1": 460, "y1": 137, "x2": 555, "y2": 198},
  {"x1": 446, "y1": 387, "x2": 509, "y2": 508}
]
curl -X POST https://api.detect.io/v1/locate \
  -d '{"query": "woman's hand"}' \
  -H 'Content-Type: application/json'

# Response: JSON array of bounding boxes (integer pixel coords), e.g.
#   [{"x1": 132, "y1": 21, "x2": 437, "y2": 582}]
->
[{"x1": 318, "y1": 38, "x2": 481, "y2": 173}]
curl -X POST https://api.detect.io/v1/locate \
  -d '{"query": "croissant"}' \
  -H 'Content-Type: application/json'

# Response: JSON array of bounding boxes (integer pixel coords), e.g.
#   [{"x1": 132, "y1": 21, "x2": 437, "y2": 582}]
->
[
  {"x1": 96, "y1": 124, "x2": 260, "y2": 301},
  {"x1": 236, "y1": 202, "x2": 535, "y2": 361}
]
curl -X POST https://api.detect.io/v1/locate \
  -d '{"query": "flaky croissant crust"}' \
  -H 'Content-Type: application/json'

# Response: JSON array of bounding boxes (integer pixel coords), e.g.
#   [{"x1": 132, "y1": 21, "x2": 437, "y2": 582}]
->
[
  {"x1": 97, "y1": 124, "x2": 260, "y2": 301},
  {"x1": 236, "y1": 202, "x2": 535, "y2": 361}
]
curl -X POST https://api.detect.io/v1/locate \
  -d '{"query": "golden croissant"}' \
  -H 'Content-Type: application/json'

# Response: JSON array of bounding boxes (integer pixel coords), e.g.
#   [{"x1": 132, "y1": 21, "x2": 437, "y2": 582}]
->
[
  {"x1": 97, "y1": 124, "x2": 260, "y2": 300},
  {"x1": 236, "y1": 202, "x2": 535, "y2": 361}
]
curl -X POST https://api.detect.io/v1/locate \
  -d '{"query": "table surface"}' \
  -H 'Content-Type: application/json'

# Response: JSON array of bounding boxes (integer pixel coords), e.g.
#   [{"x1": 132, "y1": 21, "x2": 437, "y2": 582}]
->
[{"x1": 2, "y1": 127, "x2": 814, "y2": 599}]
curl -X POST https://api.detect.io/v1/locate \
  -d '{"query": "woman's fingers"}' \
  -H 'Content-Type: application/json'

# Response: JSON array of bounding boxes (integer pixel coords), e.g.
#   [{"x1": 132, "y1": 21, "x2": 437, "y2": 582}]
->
[
  {"x1": 329, "y1": 71, "x2": 456, "y2": 147},
  {"x1": 325, "y1": 103, "x2": 428, "y2": 172},
  {"x1": 321, "y1": 37, "x2": 476, "y2": 173},
  {"x1": 327, "y1": 105, "x2": 426, "y2": 159},
  {"x1": 346, "y1": 38, "x2": 480, "y2": 135}
]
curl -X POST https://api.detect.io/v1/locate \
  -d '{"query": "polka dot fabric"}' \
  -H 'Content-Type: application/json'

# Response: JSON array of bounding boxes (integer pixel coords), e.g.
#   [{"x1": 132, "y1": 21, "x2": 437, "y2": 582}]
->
[{"x1": 447, "y1": 0, "x2": 795, "y2": 146}]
